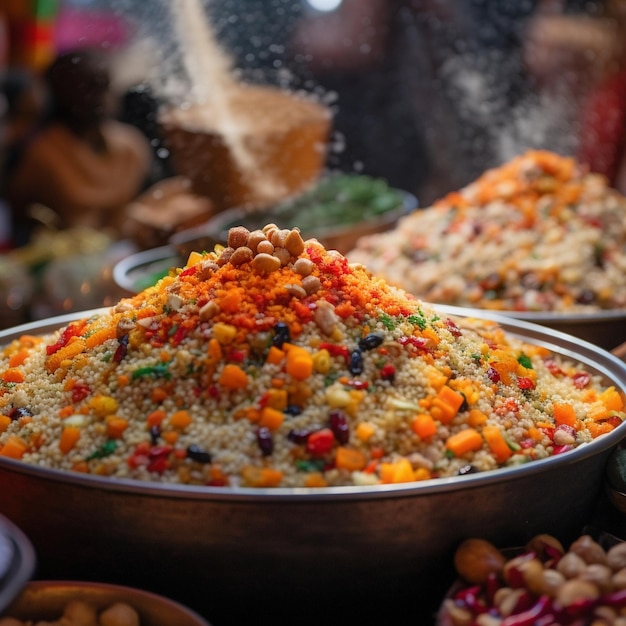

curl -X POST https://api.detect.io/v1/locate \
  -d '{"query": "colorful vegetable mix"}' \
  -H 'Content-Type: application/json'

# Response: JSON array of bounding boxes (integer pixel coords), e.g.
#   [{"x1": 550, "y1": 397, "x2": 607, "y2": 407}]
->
[{"x1": 0, "y1": 223, "x2": 623, "y2": 488}]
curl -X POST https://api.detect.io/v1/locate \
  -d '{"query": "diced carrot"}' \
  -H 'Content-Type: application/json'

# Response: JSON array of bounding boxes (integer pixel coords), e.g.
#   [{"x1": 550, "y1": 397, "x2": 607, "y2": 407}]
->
[
  {"x1": 370, "y1": 446, "x2": 385, "y2": 459},
  {"x1": 117, "y1": 374, "x2": 130, "y2": 388},
  {"x1": 445, "y1": 428, "x2": 483, "y2": 457},
  {"x1": 266, "y1": 346, "x2": 285, "y2": 366},
  {"x1": 45, "y1": 337, "x2": 86, "y2": 373},
  {"x1": 526, "y1": 427, "x2": 543, "y2": 441},
  {"x1": 161, "y1": 431, "x2": 179, "y2": 444},
  {"x1": 411, "y1": 414, "x2": 438, "y2": 439},
  {"x1": 355, "y1": 421, "x2": 375, "y2": 442},
  {"x1": 170, "y1": 410, "x2": 192, "y2": 429},
  {"x1": 587, "y1": 421, "x2": 615, "y2": 438},
  {"x1": 63, "y1": 378, "x2": 77, "y2": 391},
  {"x1": 0, "y1": 415, "x2": 11, "y2": 433},
  {"x1": 414, "y1": 467, "x2": 432, "y2": 481},
  {"x1": 146, "y1": 409, "x2": 166, "y2": 428},
  {"x1": 2, "y1": 368, "x2": 24, "y2": 384},
  {"x1": 59, "y1": 405, "x2": 74, "y2": 418},
  {"x1": 304, "y1": 472, "x2": 328, "y2": 488},
  {"x1": 285, "y1": 346, "x2": 313, "y2": 381},
  {"x1": 207, "y1": 338, "x2": 222, "y2": 362},
  {"x1": 71, "y1": 460, "x2": 89, "y2": 473},
  {"x1": 553, "y1": 403, "x2": 577, "y2": 427},
  {"x1": 467, "y1": 409, "x2": 488, "y2": 427},
  {"x1": 105, "y1": 416, "x2": 129, "y2": 439},
  {"x1": 380, "y1": 458, "x2": 415, "y2": 484},
  {"x1": 59, "y1": 427, "x2": 81, "y2": 454},
  {"x1": 430, "y1": 385, "x2": 465, "y2": 424},
  {"x1": 482, "y1": 425, "x2": 513, "y2": 464},
  {"x1": 266, "y1": 388, "x2": 288, "y2": 411},
  {"x1": 335, "y1": 447, "x2": 367, "y2": 471},
  {"x1": 258, "y1": 407, "x2": 284, "y2": 431},
  {"x1": 218, "y1": 364, "x2": 249, "y2": 389},
  {"x1": 0, "y1": 435, "x2": 28, "y2": 459},
  {"x1": 84, "y1": 326, "x2": 116, "y2": 349},
  {"x1": 241, "y1": 465, "x2": 284, "y2": 487},
  {"x1": 8, "y1": 349, "x2": 29, "y2": 368},
  {"x1": 150, "y1": 387, "x2": 168, "y2": 403},
  {"x1": 88, "y1": 395, "x2": 118, "y2": 418},
  {"x1": 600, "y1": 387, "x2": 624, "y2": 413}
]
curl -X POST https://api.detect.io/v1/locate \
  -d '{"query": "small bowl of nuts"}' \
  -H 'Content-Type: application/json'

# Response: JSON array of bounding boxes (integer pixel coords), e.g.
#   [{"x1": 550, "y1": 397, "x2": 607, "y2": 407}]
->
[
  {"x1": 1, "y1": 580, "x2": 211, "y2": 626},
  {"x1": 437, "y1": 533, "x2": 626, "y2": 626}
]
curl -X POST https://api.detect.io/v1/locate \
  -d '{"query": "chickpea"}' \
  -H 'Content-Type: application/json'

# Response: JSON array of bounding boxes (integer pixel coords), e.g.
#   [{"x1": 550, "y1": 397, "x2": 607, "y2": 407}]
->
[
  {"x1": 557, "y1": 551, "x2": 587, "y2": 578},
  {"x1": 569, "y1": 535, "x2": 608, "y2": 565},
  {"x1": 60, "y1": 599, "x2": 98, "y2": 626},
  {"x1": 579, "y1": 563, "x2": 614, "y2": 594},
  {"x1": 539, "y1": 568, "x2": 567, "y2": 597},
  {"x1": 98, "y1": 603, "x2": 139, "y2": 626},
  {"x1": 607, "y1": 543, "x2": 626, "y2": 571},
  {"x1": 555, "y1": 578, "x2": 600, "y2": 608},
  {"x1": 453, "y1": 538, "x2": 506, "y2": 585},
  {"x1": 525, "y1": 534, "x2": 565, "y2": 563},
  {"x1": 614, "y1": 567, "x2": 626, "y2": 590}
]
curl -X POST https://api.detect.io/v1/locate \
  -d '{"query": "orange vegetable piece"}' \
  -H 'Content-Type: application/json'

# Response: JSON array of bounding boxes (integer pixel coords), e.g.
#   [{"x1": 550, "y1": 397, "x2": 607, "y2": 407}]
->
[
  {"x1": 8, "y1": 349, "x2": 29, "y2": 368},
  {"x1": 553, "y1": 403, "x2": 576, "y2": 427},
  {"x1": 430, "y1": 385, "x2": 465, "y2": 424},
  {"x1": 45, "y1": 337, "x2": 86, "y2": 373},
  {"x1": 482, "y1": 425, "x2": 513, "y2": 464},
  {"x1": 59, "y1": 427, "x2": 81, "y2": 454},
  {"x1": 285, "y1": 346, "x2": 313, "y2": 381},
  {"x1": 241, "y1": 465, "x2": 284, "y2": 487},
  {"x1": 266, "y1": 346, "x2": 285, "y2": 366},
  {"x1": 445, "y1": 428, "x2": 483, "y2": 457},
  {"x1": 380, "y1": 458, "x2": 415, "y2": 484},
  {"x1": 218, "y1": 364, "x2": 249, "y2": 390},
  {"x1": 304, "y1": 472, "x2": 328, "y2": 488},
  {"x1": 146, "y1": 410, "x2": 166, "y2": 428},
  {"x1": 411, "y1": 414, "x2": 438, "y2": 439},
  {"x1": 2, "y1": 368, "x2": 25, "y2": 384},
  {"x1": 258, "y1": 407, "x2": 284, "y2": 431},
  {"x1": 335, "y1": 447, "x2": 367, "y2": 472},
  {"x1": 150, "y1": 387, "x2": 168, "y2": 403},
  {"x1": 467, "y1": 409, "x2": 488, "y2": 427},
  {"x1": 355, "y1": 422, "x2": 375, "y2": 442},
  {"x1": 59, "y1": 406, "x2": 74, "y2": 418},
  {"x1": 0, "y1": 415, "x2": 11, "y2": 432},
  {"x1": 0, "y1": 435, "x2": 28, "y2": 459},
  {"x1": 170, "y1": 410, "x2": 192, "y2": 429},
  {"x1": 266, "y1": 388, "x2": 288, "y2": 411},
  {"x1": 161, "y1": 431, "x2": 179, "y2": 444},
  {"x1": 105, "y1": 416, "x2": 129, "y2": 439},
  {"x1": 600, "y1": 387, "x2": 624, "y2": 413},
  {"x1": 84, "y1": 326, "x2": 116, "y2": 349}
]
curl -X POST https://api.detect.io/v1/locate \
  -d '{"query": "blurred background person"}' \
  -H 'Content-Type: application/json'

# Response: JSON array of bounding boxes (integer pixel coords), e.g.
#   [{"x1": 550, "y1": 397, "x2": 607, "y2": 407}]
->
[{"x1": 5, "y1": 47, "x2": 152, "y2": 246}]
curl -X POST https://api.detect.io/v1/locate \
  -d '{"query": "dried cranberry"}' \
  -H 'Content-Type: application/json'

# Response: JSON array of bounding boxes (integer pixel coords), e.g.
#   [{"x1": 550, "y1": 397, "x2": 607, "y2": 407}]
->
[
  {"x1": 256, "y1": 427, "x2": 273, "y2": 456},
  {"x1": 445, "y1": 319, "x2": 462, "y2": 337},
  {"x1": 572, "y1": 371, "x2": 591, "y2": 389},
  {"x1": 329, "y1": 409, "x2": 349, "y2": 444},
  {"x1": 487, "y1": 367, "x2": 500, "y2": 383},
  {"x1": 287, "y1": 429, "x2": 310, "y2": 444},
  {"x1": 517, "y1": 377, "x2": 535, "y2": 390},
  {"x1": 380, "y1": 363, "x2": 395, "y2": 382}
]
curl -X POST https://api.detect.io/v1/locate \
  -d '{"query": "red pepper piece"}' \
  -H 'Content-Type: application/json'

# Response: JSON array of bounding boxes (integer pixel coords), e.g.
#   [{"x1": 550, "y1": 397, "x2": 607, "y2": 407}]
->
[
  {"x1": 380, "y1": 364, "x2": 395, "y2": 381},
  {"x1": 517, "y1": 377, "x2": 535, "y2": 390},
  {"x1": 572, "y1": 371, "x2": 591, "y2": 389},
  {"x1": 179, "y1": 266, "x2": 197, "y2": 277},
  {"x1": 71, "y1": 382, "x2": 91, "y2": 403},
  {"x1": 306, "y1": 428, "x2": 334, "y2": 456},
  {"x1": 552, "y1": 444, "x2": 573, "y2": 455},
  {"x1": 319, "y1": 342, "x2": 350, "y2": 364}
]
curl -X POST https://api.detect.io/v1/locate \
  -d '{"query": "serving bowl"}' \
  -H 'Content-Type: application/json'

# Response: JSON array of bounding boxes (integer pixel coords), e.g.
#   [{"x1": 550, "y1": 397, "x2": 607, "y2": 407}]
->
[
  {"x1": 3, "y1": 581, "x2": 211, "y2": 626},
  {"x1": 433, "y1": 304, "x2": 626, "y2": 352},
  {"x1": 0, "y1": 514, "x2": 35, "y2": 613},
  {"x1": 170, "y1": 178, "x2": 418, "y2": 258},
  {"x1": 0, "y1": 308, "x2": 624, "y2": 625}
]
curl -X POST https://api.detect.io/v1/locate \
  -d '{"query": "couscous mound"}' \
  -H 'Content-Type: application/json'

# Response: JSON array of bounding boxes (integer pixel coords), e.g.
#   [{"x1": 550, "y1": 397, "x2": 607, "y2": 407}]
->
[{"x1": 0, "y1": 225, "x2": 623, "y2": 488}]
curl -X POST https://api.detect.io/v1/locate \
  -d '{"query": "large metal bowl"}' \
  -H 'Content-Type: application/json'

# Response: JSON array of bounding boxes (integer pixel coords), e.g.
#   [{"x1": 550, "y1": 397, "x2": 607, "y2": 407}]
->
[{"x1": 0, "y1": 308, "x2": 625, "y2": 625}]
